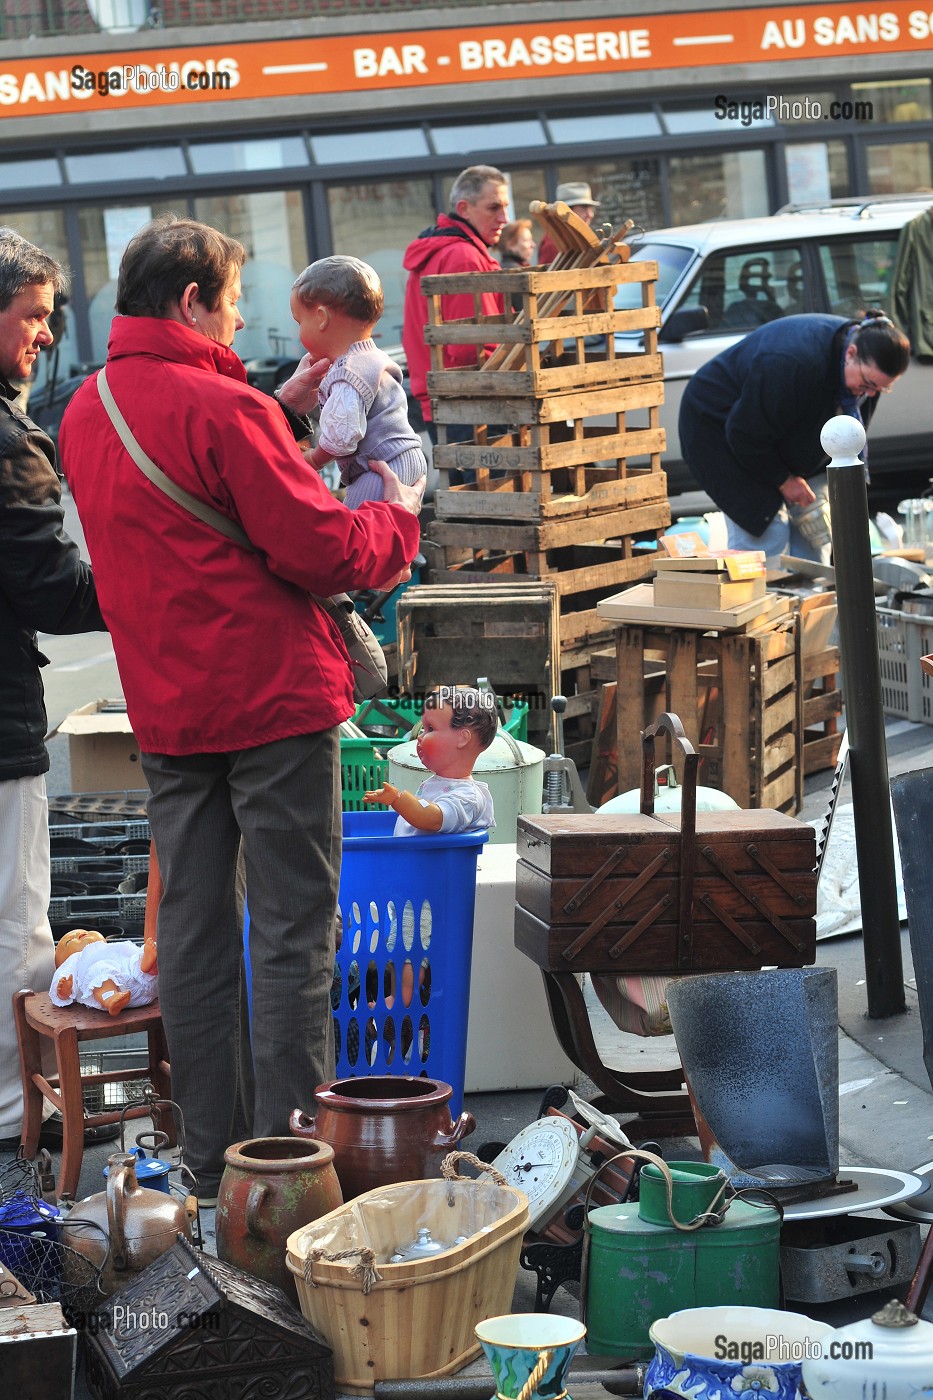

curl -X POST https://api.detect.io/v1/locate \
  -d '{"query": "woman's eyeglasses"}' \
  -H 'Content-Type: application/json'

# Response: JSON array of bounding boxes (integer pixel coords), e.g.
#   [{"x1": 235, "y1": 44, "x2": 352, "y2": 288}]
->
[{"x1": 855, "y1": 366, "x2": 894, "y2": 395}]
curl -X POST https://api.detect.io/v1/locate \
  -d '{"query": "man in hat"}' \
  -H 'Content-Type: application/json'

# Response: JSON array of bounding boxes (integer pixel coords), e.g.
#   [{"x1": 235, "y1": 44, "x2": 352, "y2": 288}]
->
[
  {"x1": 0, "y1": 227, "x2": 105, "y2": 1153},
  {"x1": 537, "y1": 181, "x2": 601, "y2": 263}
]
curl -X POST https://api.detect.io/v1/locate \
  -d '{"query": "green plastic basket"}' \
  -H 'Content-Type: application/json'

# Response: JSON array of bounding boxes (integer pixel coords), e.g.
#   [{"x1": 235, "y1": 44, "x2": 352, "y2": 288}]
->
[{"x1": 340, "y1": 697, "x2": 528, "y2": 810}]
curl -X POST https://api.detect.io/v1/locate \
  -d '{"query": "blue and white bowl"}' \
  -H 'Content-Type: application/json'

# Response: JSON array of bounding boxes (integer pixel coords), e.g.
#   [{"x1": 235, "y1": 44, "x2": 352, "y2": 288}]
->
[{"x1": 646, "y1": 1306, "x2": 834, "y2": 1399}]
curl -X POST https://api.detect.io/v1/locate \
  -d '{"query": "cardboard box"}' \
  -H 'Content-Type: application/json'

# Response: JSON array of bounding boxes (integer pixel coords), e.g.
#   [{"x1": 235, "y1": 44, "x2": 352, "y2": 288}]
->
[
  {"x1": 653, "y1": 571, "x2": 766, "y2": 608},
  {"x1": 57, "y1": 700, "x2": 143, "y2": 793}
]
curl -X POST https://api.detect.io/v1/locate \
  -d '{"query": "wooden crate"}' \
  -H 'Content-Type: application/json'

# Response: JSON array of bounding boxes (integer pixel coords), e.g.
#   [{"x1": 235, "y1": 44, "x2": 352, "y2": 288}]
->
[
  {"x1": 802, "y1": 644, "x2": 843, "y2": 776},
  {"x1": 423, "y1": 261, "x2": 661, "y2": 399},
  {"x1": 431, "y1": 380, "x2": 666, "y2": 512},
  {"x1": 608, "y1": 613, "x2": 803, "y2": 813},
  {"x1": 396, "y1": 582, "x2": 560, "y2": 744}
]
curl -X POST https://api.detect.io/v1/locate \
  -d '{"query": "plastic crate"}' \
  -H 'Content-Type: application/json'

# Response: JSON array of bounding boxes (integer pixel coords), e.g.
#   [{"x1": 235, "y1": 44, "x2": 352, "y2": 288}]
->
[
  {"x1": 332, "y1": 810, "x2": 487, "y2": 1112},
  {"x1": 877, "y1": 607, "x2": 933, "y2": 723},
  {"x1": 340, "y1": 697, "x2": 529, "y2": 810},
  {"x1": 46, "y1": 890, "x2": 147, "y2": 932}
]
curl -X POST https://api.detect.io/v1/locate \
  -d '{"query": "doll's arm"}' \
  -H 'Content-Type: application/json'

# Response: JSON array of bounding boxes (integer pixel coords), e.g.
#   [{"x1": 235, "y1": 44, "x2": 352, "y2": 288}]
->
[
  {"x1": 363, "y1": 782, "x2": 444, "y2": 832},
  {"x1": 56, "y1": 974, "x2": 74, "y2": 1001}
]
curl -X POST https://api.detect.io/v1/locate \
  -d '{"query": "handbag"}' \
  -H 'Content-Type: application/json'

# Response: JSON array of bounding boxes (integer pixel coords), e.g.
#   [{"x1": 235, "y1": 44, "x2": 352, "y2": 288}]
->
[{"x1": 96, "y1": 366, "x2": 388, "y2": 702}]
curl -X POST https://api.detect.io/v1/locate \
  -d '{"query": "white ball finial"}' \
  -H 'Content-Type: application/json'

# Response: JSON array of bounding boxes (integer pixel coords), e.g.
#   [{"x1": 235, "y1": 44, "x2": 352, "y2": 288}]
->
[{"x1": 821, "y1": 414, "x2": 866, "y2": 465}]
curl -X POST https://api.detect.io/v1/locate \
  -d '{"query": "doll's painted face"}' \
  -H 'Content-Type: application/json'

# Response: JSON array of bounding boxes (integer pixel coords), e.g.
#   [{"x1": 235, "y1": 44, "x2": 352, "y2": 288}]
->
[
  {"x1": 55, "y1": 927, "x2": 105, "y2": 967},
  {"x1": 416, "y1": 702, "x2": 472, "y2": 776}
]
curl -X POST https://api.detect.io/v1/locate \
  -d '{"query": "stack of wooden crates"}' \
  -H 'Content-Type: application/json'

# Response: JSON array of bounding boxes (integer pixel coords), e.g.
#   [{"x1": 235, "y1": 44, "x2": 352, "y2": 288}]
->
[{"x1": 419, "y1": 203, "x2": 671, "y2": 763}]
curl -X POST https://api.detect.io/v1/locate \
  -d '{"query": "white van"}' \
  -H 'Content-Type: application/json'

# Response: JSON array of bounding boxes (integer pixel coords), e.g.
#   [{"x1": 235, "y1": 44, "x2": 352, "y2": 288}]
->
[{"x1": 615, "y1": 194, "x2": 933, "y2": 496}]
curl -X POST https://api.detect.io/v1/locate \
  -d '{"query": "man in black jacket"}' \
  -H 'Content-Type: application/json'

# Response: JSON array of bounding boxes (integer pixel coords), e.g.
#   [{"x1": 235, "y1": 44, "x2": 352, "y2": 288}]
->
[{"x1": 0, "y1": 228, "x2": 105, "y2": 1151}]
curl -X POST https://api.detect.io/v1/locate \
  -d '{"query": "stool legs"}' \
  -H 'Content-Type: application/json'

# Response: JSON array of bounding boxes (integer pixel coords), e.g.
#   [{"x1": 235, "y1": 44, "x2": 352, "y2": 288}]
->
[
  {"x1": 56, "y1": 1024, "x2": 86, "y2": 1201},
  {"x1": 13, "y1": 990, "x2": 45, "y2": 1157}
]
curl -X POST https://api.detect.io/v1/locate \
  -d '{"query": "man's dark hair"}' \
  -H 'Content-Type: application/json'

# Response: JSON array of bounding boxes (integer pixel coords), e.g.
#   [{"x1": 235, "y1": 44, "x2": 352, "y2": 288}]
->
[
  {"x1": 116, "y1": 214, "x2": 245, "y2": 318},
  {"x1": 293, "y1": 256, "x2": 384, "y2": 325},
  {"x1": 426, "y1": 686, "x2": 498, "y2": 751},
  {"x1": 0, "y1": 227, "x2": 66, "y2": 311}
]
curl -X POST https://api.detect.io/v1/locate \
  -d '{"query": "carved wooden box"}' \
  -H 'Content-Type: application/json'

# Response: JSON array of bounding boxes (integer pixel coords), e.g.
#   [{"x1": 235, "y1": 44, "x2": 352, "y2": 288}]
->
[{"x1": 515, "y1": 810, "x2": 817, "y2": 975}]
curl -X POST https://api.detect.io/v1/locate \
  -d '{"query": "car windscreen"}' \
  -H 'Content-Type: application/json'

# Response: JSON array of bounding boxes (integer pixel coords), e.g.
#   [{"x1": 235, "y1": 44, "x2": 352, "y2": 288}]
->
[{"x1": 615, "y1": 242, "x2": 694, "y2": 313}]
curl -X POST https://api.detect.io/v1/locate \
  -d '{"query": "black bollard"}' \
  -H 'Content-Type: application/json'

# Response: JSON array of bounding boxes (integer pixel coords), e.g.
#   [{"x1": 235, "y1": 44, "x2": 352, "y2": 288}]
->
[{"x1": 824, "y1": 415, "x2": 905, "y2": 1018}]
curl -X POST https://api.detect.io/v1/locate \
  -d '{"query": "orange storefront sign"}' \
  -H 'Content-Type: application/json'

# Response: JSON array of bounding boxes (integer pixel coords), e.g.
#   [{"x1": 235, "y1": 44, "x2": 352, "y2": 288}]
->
[{"x1": 2, "y1": 3, "x2": 932, "y2": 116}]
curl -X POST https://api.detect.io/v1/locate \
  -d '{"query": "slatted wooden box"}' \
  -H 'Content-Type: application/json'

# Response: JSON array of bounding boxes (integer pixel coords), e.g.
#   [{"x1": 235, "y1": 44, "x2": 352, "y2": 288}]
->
[
  {"x1": 423, "y1": 262, "x2": 661, "y2": 399},
  {"x1": 515, "y1": 811, "x2": 817, "y2": 975}
]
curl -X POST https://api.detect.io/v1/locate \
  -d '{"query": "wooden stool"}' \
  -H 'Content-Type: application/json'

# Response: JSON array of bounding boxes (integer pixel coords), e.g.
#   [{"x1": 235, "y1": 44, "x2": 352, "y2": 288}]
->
[{"x1": 13, "y1": 990, "x2": 173, "y2": 1201}]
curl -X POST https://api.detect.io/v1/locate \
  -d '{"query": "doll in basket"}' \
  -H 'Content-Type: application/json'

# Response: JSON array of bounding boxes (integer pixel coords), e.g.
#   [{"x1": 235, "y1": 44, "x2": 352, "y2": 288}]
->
[
  {"x1": 363, "y1": 685, "x2": 497, "y2": 835},
  {"x1": 50, "y1": 928, "x2": 157, "y2": 1016}
]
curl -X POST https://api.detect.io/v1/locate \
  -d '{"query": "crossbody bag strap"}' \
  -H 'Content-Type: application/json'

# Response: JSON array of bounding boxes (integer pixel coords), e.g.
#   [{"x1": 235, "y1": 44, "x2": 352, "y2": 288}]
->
[{"x1": 96, "y1": 365, "x2": 256, "y2": 553}]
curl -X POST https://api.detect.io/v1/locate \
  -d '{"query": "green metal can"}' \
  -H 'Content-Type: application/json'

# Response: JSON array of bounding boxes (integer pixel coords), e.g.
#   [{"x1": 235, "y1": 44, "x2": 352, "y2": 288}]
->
[{"x1": 584, "y1": 1199, "x2": 781, "y2": 1359}]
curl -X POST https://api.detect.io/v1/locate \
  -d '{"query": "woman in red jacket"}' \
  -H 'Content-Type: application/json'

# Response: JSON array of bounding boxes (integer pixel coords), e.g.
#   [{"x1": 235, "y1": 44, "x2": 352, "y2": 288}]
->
[{"x1": 60, "y1": 216, "x2": 422, "y2": 1204}]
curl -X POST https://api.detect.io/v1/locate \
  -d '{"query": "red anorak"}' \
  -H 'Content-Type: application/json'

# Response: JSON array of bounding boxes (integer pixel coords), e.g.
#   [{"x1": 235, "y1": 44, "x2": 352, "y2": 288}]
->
[{"x1": 60, "y1": 316, "x2": 419, "y2": 754}]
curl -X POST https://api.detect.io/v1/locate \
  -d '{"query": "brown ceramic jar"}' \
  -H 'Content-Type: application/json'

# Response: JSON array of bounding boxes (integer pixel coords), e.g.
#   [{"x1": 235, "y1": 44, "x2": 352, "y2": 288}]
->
[
  {"x1": 215, "y1": 1137, "x2": 343, "y2": 1298},
  {"x1": 289, "y1": 1075, "x2": 476, "y2": 1201}
]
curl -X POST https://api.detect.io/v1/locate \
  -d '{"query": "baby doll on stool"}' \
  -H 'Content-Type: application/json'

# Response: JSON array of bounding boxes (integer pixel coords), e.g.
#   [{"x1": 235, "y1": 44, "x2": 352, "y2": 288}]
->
[
  {"x1": 364, "y1": 684, "x2": 497, "y2": 835},
  {"x1": 51, "y1": 928, "x2": 158, "y2": 1016}
]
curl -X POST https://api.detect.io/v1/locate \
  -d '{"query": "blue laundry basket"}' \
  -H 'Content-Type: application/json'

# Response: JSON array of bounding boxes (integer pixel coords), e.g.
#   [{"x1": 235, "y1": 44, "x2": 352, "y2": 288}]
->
[
  {"x1": 335, "y1": 811, "x2": 486, "y2": 1113},
  {"x1": 244, "y1": 812, "x2": 487, "y2": 1113}
]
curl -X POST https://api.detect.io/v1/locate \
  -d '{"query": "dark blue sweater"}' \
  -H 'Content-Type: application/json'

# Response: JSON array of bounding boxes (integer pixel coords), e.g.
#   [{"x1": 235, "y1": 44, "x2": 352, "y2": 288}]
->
[{"x1": 678, "y1": 314, "x2": 873, "y2": 536}]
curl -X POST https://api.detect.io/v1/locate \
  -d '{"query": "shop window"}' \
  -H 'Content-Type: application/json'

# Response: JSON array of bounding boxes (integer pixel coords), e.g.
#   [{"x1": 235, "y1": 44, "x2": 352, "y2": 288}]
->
[
  {"x1": 555, "y1": 158, "x2": 663, "y2": 233},
  {"x1": 194, "y1": 191, "x2": 309, "y2": 361},
  {"x1": 79, "y1": 200, "x2": 180, "y2": 363},
  {"x1": 674, "y1": 244, "x2": 806, "y2": 334},
  {"x1": 189, "y1": 137, "x2": 308, "y2": 174},
  {"x1": 785, "y1": 141, "x2": 850, "y2": 204},
  {"x1": 818, "y1": 235, "x2": 900, "y2": 317},
  {"x1": 508, "y1": 168, "x2": 546, "y2": 230},
  {"x1": 548, "y1": 110, "x2": 662, "y2": 142},
  {"x1": 852, "y1": 79, "x2": 932, "y2": 124},
  {"x1": 0, "y1": 157, "x2": 61, "y2": 191},
  {"x1": 663, "y1": 104, "x2": 774, "y2": 134},
  {"x1": 430, "y1": 119, "x2": 547, "y2": 155},
  {"x1": 326, "y1": 179, "x2": 435, "y2": 346},
  {"x1": 311, "y1": 128, "x2": 429, "y2": 164},
  {"x1": 772, "y1": 92, "x2": 839, "y2": 125},
  {"x1": 866, "y1": 141, "x2": 933, "y2": 195},
  {"x1": 668, "y1": 149, "x2": 769, "y2": 225},
  {"x1": 65, "y1": 147, "x2": 186, "y2": 182}
]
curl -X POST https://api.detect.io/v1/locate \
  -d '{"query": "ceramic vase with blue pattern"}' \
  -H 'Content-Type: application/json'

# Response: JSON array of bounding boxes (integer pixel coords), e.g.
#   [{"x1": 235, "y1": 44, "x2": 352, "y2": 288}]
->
[{"x1": 475, "y1": 1313, "x2": 586, "y2": 1400}]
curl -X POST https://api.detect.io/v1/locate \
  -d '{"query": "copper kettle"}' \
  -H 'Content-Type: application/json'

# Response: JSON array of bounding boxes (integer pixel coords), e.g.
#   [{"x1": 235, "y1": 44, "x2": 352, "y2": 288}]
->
[{"x1": 61, "y1": 1152, "x2": 193, "y2": 1297}]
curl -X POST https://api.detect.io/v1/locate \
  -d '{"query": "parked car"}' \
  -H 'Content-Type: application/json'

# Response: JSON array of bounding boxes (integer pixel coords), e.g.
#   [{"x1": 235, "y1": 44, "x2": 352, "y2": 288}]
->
[{"x1": 614, "y1": 193, "x2": 933, "y2": 498}]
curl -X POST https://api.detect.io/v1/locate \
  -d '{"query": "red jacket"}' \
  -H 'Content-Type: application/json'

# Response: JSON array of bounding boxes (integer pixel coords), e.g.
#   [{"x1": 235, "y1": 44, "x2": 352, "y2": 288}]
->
[
  {"x1": 59, "y1": 317, "x2": 420, "y2": 755},
  {"x1": 402, "y1": 214, "x2": 504, "y2": 421}
]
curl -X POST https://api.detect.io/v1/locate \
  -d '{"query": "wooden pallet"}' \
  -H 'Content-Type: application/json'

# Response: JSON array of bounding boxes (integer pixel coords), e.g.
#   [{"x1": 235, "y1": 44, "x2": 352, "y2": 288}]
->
[{"x1": 604, "y1": 612, "x2": 802, "y2": 813}]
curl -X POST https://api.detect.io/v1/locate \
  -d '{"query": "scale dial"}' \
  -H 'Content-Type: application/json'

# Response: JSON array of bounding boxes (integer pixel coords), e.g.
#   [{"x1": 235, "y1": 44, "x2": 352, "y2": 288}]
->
[{"x1": 491, "y1": 1117, "x2": 581, "y2": 1229}]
